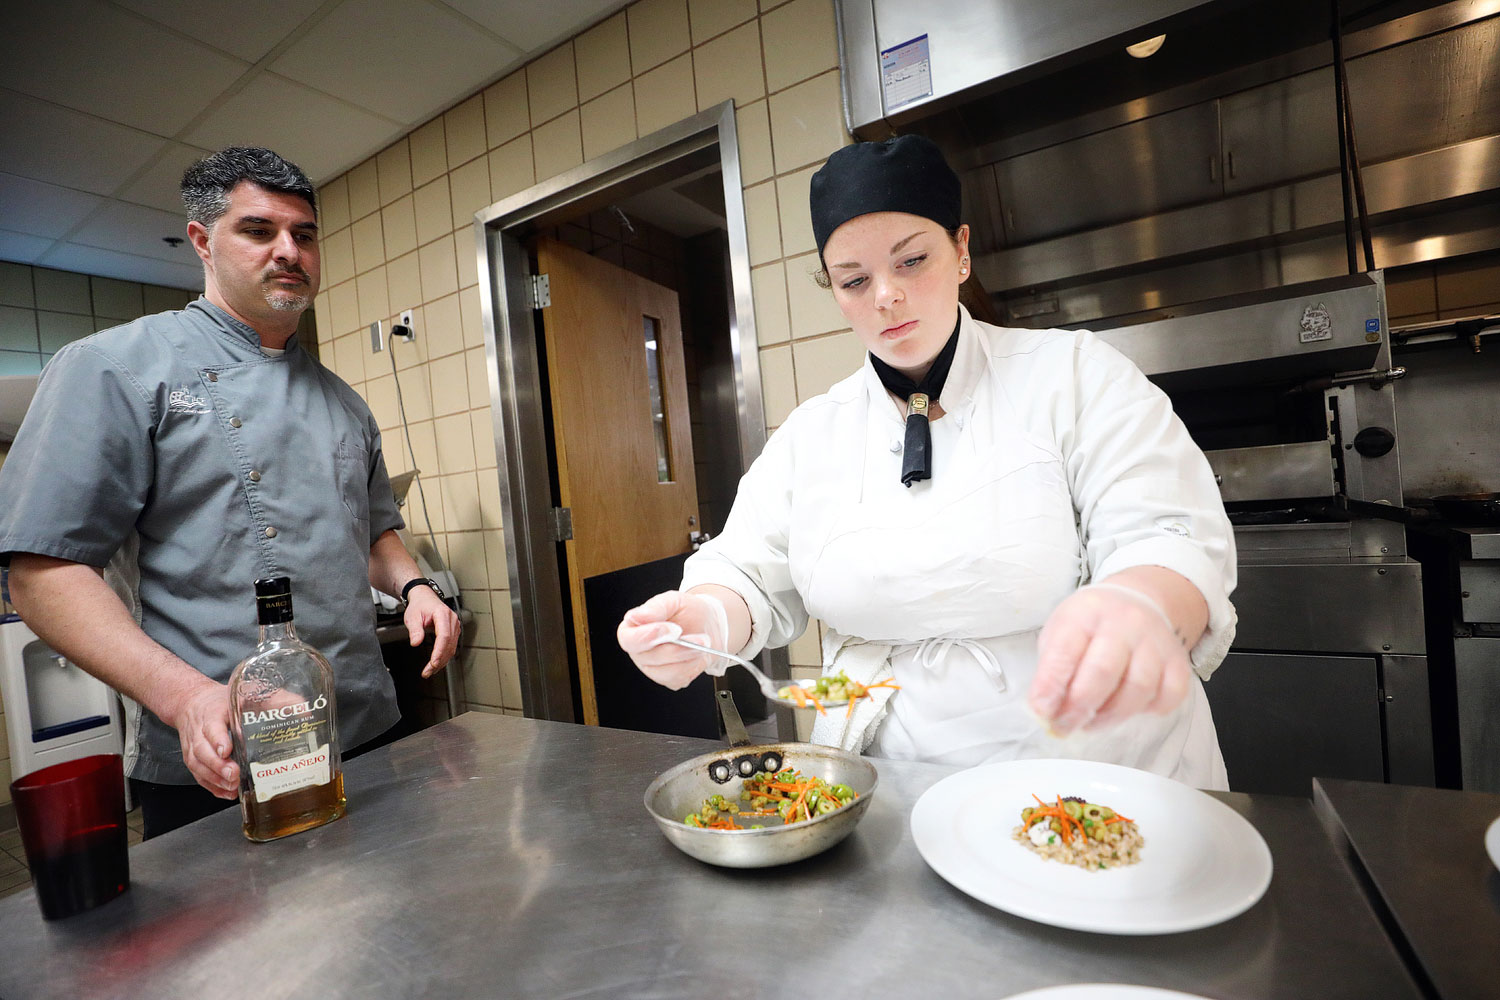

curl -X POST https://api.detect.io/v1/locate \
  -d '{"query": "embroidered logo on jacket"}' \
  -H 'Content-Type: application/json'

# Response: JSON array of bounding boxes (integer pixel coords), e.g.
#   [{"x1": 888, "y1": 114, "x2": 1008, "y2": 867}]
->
[{"x1": 167, "y1": 384, "x2": 212, "y2": 414}]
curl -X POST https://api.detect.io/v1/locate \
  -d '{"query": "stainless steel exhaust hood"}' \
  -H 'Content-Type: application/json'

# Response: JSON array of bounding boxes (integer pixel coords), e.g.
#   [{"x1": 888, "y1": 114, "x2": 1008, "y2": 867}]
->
[{"x1": 834, "y1": 0, "x2": 1500, "y2": 329}]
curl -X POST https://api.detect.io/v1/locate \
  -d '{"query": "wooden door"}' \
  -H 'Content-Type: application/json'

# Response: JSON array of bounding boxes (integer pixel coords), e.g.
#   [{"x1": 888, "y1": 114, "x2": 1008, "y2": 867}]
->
[{"x1": 535, "y1": 237, "x2": 700, "y2": 725}]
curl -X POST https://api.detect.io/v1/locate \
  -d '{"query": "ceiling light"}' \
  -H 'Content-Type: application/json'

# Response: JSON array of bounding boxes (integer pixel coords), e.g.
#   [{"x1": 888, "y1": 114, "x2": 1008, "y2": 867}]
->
[{"x1": 1126, "y1": 34, "x2": 1166, "y2": 58}]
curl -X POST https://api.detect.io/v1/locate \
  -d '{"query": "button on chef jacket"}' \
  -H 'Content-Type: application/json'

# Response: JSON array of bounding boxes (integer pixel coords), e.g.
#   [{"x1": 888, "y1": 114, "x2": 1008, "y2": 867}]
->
[
  {"x1": 682, "y1": 306, "x2": 1237, "y2": 788},
  {"x1": 0, "y1": 299, "x2": 404, "y2": 785}
]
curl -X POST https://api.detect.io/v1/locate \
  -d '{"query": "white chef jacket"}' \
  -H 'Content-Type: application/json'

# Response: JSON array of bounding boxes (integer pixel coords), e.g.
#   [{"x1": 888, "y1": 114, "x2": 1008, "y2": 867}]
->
[{"x1": 681, "y1": 306, "x2": 1237, "y2": 788}]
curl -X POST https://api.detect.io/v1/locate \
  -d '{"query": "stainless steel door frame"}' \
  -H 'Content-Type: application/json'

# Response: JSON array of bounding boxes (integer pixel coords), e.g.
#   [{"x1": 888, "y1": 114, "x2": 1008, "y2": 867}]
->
[{"x1": 471, "y1": 102, "x2": 769, "y2": 723}]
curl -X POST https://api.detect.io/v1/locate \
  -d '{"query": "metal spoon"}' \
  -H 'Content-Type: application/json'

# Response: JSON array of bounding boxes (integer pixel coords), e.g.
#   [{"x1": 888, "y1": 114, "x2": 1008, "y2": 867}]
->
[{"x1": 660, "y1": 635, "x2": 852, "y2": 709}]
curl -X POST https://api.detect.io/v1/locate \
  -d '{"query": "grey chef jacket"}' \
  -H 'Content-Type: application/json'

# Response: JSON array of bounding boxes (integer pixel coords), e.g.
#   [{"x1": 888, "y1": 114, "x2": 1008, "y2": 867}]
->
[{"x1": 0, "y1": 299, "x2": 404, "y2": 784}]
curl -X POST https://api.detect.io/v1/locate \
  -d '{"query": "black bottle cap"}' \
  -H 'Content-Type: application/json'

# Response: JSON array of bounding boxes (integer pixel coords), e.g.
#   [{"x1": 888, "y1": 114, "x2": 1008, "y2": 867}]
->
[{"x1": 254, "y1": 577, "x2": 294, "y2": 625}]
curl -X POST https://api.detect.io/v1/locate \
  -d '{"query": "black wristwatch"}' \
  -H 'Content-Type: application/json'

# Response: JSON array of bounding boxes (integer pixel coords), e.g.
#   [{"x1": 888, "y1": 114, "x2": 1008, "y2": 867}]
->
[{"x1": 400, "y1": 577, "x2": 445, "y2": 603}]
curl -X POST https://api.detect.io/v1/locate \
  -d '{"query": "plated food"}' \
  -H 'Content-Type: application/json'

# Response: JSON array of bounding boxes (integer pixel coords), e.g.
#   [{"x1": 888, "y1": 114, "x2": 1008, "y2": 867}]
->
[
  {"x1": 1015, "y1": 794, "x2": 1143, "y2": 870},
  {"x1": 775, "y1": 670, "x2": 899, "y2": 713},
  {"x1": 683, "y1": 767, "x2": 859, "y2": 830}
]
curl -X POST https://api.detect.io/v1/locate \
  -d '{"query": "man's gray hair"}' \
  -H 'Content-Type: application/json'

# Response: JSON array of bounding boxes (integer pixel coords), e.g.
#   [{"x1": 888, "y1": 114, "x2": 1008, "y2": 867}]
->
[{"x1": 181, "y1": 147, "x2": 317, "y2": 229}]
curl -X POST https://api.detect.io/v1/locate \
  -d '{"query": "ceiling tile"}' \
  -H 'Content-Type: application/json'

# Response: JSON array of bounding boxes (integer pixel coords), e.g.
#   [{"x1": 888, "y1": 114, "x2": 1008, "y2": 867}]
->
[
  {"x1": 116, "y1": 144, "x2": 216, "y2": 215},
  {"x1": 182, "y1": 73, "x2": 406, "y2": 183},
  {"x1": 0, "y1": 0, "x2": 250, "y2": 136},
  {"x1": 115, "y1": 0, "x2": 326, "y2": 64},
  {"x1": 0, "y1": 230, "x2": 56, "y2": 265},
  {"x1": 70, "y1": 201, "x2": 201, "y2": 264},
  {"x1": 442, "y1": 0, "x2": 627, "y2": 51},
  {"x1": 0, "y1": 173, "x2": 106, "y2": 240},
  {"x1": 0, "y1": 92, "x2": 168, "y2": 196},
  {"x1": 39, "y1": 243, "x2": 203, "y2": 291},
  {"x1": 269, "y1": 0, "x2": 523, "y2": 125}
]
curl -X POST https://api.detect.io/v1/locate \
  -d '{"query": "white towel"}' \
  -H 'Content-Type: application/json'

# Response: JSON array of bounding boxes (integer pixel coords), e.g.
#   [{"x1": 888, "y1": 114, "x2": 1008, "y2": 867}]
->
[{"x1": 808, "y1": 633, "x2": 897, "y2": 753}]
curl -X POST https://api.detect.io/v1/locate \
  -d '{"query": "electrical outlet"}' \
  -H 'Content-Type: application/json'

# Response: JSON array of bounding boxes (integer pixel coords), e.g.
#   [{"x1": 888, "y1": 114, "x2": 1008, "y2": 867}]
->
[
  {"x1": 393, "y1": 308, "x2": 416, "y2": 343},
  {"x1": 400, "y1": 309, "x2": 414, "y2": 330}
]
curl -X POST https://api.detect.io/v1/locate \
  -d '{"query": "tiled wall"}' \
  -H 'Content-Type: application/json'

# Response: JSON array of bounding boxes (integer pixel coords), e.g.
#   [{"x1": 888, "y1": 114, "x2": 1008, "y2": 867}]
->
[
  {"x1": 310, "y1": 0, "x2": 856, "y2": 717},
  {"x1": 0, "y1": 263, "x2": 198, "y2": 807},
  {"x1": 1384, "y1": 249, "x2": 1500, "y2": 328},
  {"x1": 0, "y1": 262, "x2": 197, "y2": 376}
]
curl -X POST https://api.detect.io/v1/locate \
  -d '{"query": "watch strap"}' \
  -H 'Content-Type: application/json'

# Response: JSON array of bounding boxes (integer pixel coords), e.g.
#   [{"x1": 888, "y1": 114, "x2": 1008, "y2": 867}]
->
[{"x1": 400, "y1": 577, "x2": 444, "y2": 603}]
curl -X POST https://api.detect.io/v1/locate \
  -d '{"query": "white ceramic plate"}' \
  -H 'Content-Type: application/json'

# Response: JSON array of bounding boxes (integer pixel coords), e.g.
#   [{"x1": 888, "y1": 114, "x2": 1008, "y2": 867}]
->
[
  {"x1": 1002, "y1": 988, "x2": 1212, "y2": 1000},
  {"x1": 1485, "y1": 816, "x2": 1500, "y2": 871},
  {"x1": 911, "y1": 758, "x2": 1272, "y2": 935}
]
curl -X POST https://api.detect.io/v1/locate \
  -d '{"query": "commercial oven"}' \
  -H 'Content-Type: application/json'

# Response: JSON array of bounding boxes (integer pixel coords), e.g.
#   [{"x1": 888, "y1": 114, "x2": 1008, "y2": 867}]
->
[{"x1": 1096, "y1": 270, "x2": 1434, "y2": 795}]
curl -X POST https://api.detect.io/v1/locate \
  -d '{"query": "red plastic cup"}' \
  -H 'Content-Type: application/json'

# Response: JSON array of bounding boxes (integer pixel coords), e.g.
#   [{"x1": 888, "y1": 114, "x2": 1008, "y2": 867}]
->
[{"x1": 10, "y1": 754, "x2": 130, "y2": 920}]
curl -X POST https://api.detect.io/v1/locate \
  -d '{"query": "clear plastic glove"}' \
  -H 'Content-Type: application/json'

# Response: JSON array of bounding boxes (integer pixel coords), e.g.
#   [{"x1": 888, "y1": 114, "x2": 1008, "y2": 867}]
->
[
  {"x1": 1029, "y1": 582, "x2": 1191, "y2": 736},
  {"x1": 616, "y1": 590, "x2": 731, "y2": 691}
]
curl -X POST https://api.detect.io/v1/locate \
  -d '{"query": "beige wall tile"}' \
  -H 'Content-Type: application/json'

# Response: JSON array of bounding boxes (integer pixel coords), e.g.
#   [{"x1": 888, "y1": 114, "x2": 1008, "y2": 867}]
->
[
  {"x1": 351, "y1": 214, "x2": 385, "y2": 276},
  {"x1": 484, "y1": 71, "x2": 530, "y2": 148},
  {"x1": 445, "y1": 94, "x2": 488, "y2": 168},
  {"x1": 424, "y1": 291, "x2": 465, "y2": 359},
  {"x1": 489, "y1": 134, "x2": 536, "y2": 203},
  {"x1": 581, "y1": 83, "x2": 638, "y2": 161},
  {"x1": 419, "y1": 234, "x2": 460, "y2": 304},
  {"x1": 465, "y1": 345, "x2": 488, "y2": 410},
  {"x1": 356, "y1": 266, "x2": 389, "y2": 327},
  {"x1": 742, "y1": 181, "x2": 780, "y2": 265},
  {"x1": 448, "y1": 156, "x2": 492, "y2": 229},
  {"x1": 410, "y1": 118, "x2": 448, "y2": 188},
  {"x1": 775, "y1": 164, "x2": 817, "y2": 256},
  {"x1": 331, "y1": 331, "x2": 360, "y2": 382},
  {"x1": 787, "y1": 619, "x2": 820, "y2": 667},
  {"x1": 693, "y1": 21, "x2": 763, "y2": 111},
  {"x1": 689, "y1": 0, "x2": 756, "y2": 42},
  {"x1": 320, "y1": 175, "x2": 350, "y2": 234},
  {"x1": 144, "y1": 285, "x2": 194, "y2": 312},
  {"x1": 473, "y1": 409, "x2": 499, "y2": 474},
  {"x1": 793, "y1": 331, "x2": 862, "y2": 401},
  {"x1": 628, "y1": 0, "x2": 690, "y2": 73},
  {"x1": 498, "y1": 650, "x2": 523, "y2": 709},
  {"x1": 461, "y1": 285, "x2": 487, "y2": 348},
  {"x1": 407, "y1": 417, "x2": 439, "y2": 471},
  {"x1": 347, "y1": 158, "x2": 380, "y2": 221},
  {"x1": 532, "y1": 111, "x2": 584, "y2": 182},
  {"x1": 376, "y1": 141, "x2": 412, "y2": 206},
  {"x1": 489, "y1": 590, "x2": 516, "y2": 647},
  {"x1": 465, "y1": 608, "x2": 496, "y2": 648},
  {"x1": 759, "y1": 343, "x2": 796, "y2": 425},
  {"x1": 33, "y1": 268, "x2": 89, "y2": 314},
  {"x1": 761, "y1": 0, "x2": 838, "y2": 93},
  {"x1": 414, "y1": 177, "x2": 453, "y2": 247},
  {"x1": 91, "y1": 276, "x2": 142, "y2": 319},
  {"x1": 734, "y1": 99, "x2": 773, "y2": 184},
  {"x1": 769, "y1": 71, "x2": 845, "y2": 173},
  {"x1": 483, "y1": 529, "x2": 510, "y2": 591},
  {"x1": 751, "y1": 262, "x2": 789, "y2": 345},
  {"x1": 446, "y1": 531, "x2": 488, "y2": 589},
  {"x1": 576, "y1": 12, "x2": 631, "y2": 101},
  {"x1": 635, "y1": 54, "x2": 696, "y2": 136},
  {"x1": 454, "y1": 229, "x2": 479, "y2": 289},
  {"x1": 442, "y1": 471, "x2": 481, "y2": 530},
  {"x1": 435, "y1": 410, "x2": 476, "y2": 470},
  {"x1": 386, "y1": 251, "x2": 423, "y2": 318},
  {"x1": 382, "y1": 195, "x2": 417, "y2": 260},
  {"x1": 38, "y1": 311, "x2": 93, "y2": 351},
  {"x1": 366, "y1": 373, "x2": 399, "y2": 431},
  {"x1": 316, "y1": 295, "x2": 333, "y2": 346},
  {"x1": 0, "y1": 261, "x2": 32, "y2": 308},
  {"x1": 784, "y1": 252, "x2": 845, "y2": 338},
  {"x1": 461, "y1": 646, "x2": 503, "y2": 707},
  {"x1": 429, "y1": 352, "x2": 470, "y2": 416},
  {"x1": 329, "y1": 278, "x2": 360, "y2": 338},
  {"x1": 527, "y1": 42, "x2": 578, "y2": 125}
]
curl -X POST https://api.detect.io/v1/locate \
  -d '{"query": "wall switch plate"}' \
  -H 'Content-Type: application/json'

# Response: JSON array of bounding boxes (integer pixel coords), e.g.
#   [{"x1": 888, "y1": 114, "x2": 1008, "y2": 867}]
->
[{"x1": 369, "y1": 320, "x2": 384, "y2": 352}]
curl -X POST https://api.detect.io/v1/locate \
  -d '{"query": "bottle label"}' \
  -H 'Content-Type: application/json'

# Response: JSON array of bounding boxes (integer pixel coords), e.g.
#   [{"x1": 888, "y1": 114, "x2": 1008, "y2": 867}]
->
[{"x1": 250, "y1": 743, "x2": 332, "y2": 803}]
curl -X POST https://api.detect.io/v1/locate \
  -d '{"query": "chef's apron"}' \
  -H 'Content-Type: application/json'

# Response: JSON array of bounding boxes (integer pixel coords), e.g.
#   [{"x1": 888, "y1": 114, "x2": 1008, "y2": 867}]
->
[{"x1": 797, "y1": 367, "x2": 1228, "y2": 789}]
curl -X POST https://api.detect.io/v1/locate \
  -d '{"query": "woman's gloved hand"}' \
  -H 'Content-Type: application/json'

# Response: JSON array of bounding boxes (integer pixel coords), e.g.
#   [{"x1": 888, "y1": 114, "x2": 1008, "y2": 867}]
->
[
  {"x1": 1029, "y1": 582, "x2": 1192, "y2": 735},
  {"x1": 616, "y1": 590, "x2": 731, "y2": 690}
]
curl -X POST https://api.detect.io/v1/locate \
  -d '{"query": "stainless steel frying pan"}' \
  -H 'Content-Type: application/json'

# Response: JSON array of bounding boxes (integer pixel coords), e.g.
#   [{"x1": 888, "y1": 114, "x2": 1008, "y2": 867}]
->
[{"x1": 643, "y1": 691, "x2": 879, "y2": 868}]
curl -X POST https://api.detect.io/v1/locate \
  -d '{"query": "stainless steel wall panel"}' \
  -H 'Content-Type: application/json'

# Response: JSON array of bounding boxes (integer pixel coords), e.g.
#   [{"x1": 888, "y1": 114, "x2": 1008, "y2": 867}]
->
[
  {"x1": 1378, "y1": 653, "x2": 1436, "y2": 787},
  {"x1": 1232, "y1": 561, "x2": 1425, "y2": 654},
  {"x1": 1206, "y1": 442, "x2": 1335, "y2": 503},
  {"x1": 1220, "y1": 68, "x2": 1338, "y2": 192},
  {"x1": 1452, "y1": 636, "x2": 1500, "y2": 791},
  {"x1": 1459, "y1": 562, "x2": 1500, "y2": 623},
  {"x1": 1391, "y1": 345, "x2": 1500, "y2": 500}
]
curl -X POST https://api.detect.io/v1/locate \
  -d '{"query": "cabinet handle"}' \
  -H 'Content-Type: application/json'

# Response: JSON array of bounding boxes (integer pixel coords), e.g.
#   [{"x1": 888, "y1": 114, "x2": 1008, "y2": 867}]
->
[{"x1": 1227, "y1": 150, "x2": 1236, "y2": 180}]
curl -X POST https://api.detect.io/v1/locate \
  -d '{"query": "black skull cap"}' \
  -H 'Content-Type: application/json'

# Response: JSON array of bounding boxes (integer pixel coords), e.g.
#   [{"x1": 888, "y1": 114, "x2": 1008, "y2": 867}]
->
[{"x1": 810, "y1": 134, "x2": 961, "y2": 256}]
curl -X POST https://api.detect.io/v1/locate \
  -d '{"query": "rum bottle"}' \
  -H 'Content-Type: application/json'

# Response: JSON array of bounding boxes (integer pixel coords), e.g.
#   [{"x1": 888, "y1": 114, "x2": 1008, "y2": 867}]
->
[{"x1": 228, "y1": 577, "x2": 345, "y2": 841}]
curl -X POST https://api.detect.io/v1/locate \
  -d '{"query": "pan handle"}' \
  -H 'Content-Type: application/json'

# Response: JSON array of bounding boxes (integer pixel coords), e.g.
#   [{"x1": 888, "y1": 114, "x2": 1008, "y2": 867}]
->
[{"x1": 716, "y1": 689, "x2": 752, "y2": 747}]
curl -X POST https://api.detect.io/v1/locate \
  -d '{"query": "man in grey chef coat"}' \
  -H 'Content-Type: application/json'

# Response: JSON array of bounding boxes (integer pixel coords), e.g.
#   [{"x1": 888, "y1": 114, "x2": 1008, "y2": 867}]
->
[{"x1": 0, "y1": 147, "x2": 461, "y2": 838}]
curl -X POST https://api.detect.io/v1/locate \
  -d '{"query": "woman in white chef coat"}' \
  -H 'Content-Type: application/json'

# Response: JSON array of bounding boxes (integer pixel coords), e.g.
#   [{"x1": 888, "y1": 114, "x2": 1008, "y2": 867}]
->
[{"x1": 617, "y1": 135, "x2": 1236, "y2": 789}]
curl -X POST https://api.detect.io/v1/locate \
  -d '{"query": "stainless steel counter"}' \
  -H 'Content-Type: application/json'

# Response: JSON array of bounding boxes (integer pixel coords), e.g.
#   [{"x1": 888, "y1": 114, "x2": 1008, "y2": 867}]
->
[
  {"x1": 0, "y1": 715, "x2": 1426, "y2": 999},
  {"x1": 1314, "y1": 777, "x2": 1500, "y2": 1000}
]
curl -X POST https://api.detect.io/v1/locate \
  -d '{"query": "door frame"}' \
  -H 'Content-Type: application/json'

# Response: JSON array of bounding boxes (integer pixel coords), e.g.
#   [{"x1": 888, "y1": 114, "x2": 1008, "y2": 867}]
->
[{"x1": 473, "y1": 101, "x2": 769, "y2": 723}]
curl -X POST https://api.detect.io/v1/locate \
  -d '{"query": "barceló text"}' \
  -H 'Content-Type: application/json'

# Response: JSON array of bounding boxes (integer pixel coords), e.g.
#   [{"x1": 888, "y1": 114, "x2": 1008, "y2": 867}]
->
[{"x1": 242, "y1": 694, "x2": 328, "y2": 726}]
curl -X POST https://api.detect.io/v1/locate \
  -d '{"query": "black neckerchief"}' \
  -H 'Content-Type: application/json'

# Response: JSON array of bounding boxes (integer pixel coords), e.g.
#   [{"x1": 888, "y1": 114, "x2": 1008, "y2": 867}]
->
[{"x1": 869, "y1": 314, "x2": 961, "y2": 487}]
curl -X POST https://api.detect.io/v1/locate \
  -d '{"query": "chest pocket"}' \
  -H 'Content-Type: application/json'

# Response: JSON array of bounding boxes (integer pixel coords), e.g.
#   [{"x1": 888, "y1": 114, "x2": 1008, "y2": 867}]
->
[{"x1": 337, "y1": 440, "x2": 370, "y2": 522}]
